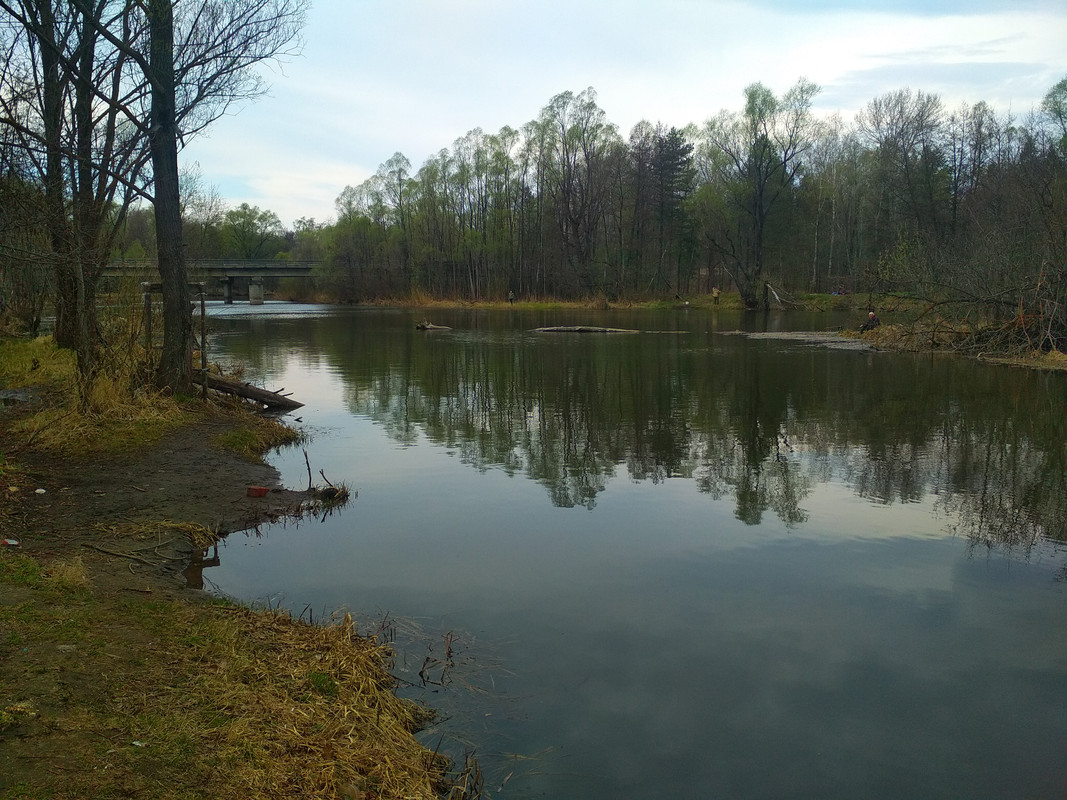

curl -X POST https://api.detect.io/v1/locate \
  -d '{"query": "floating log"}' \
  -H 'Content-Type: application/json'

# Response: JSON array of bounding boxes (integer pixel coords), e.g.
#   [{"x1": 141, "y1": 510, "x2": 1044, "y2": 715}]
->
[
  {"x1": 415, "y1": 321, "x2": 451, "y2": 330},
  {"x1": 534, "y1": 325, "x2": 641, "y2": 333},
  {"x1": 202, "y1": 372, "x2": 304, "y2": 409}
]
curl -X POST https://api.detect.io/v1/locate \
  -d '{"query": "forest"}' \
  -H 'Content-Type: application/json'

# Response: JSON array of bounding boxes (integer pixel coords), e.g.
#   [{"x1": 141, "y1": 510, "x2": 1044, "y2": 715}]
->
[
  {"x1": 1, "y1": 0, "x2": 1065, "y2": 363},
  {"x1": 111, "y1": 80, "x2": 1067, "y2": 354}
]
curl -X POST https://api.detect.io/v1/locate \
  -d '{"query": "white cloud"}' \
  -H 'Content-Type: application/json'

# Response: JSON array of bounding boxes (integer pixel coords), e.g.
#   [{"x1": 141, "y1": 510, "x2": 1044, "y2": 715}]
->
[{"x1": 177, "y1": 0, "x2": 1067, "y2": 226}]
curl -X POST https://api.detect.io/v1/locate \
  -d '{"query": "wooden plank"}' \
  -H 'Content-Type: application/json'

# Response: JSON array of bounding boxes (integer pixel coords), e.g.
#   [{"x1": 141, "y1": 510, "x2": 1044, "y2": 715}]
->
[
  {"x1": 202, "y1": 372, "x2": 304, "y2": 409},
  {"x1": 533, "y1": 325, "x2": 641, "y2": 333}
]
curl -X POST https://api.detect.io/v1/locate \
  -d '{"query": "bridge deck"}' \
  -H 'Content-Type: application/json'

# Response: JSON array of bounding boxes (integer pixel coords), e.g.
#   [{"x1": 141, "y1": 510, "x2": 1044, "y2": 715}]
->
[{"x1": 104, "y1": 259, "x2": 321, "y2": 279}]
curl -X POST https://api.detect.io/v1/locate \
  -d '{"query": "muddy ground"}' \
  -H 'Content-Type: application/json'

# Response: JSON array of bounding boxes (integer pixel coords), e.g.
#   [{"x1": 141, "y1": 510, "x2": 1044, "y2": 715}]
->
[{"x1": 2, "y1": 413, "x2": 310, "y2": 592}]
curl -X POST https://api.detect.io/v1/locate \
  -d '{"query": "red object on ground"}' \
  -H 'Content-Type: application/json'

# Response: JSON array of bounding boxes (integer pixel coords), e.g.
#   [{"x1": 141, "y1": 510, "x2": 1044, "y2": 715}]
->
[{"x1": 246, "y1": 486, "x2": 269, "y2": 497}]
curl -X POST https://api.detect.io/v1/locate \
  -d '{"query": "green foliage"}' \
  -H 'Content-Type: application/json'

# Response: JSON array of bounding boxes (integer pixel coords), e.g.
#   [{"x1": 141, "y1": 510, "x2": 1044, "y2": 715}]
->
[
  {"x1": 0, "y1": 337, "x2": 75, "y2": 389},
  {"x1": 223, "y1": 203, "x2": 286, "y2": 259}
]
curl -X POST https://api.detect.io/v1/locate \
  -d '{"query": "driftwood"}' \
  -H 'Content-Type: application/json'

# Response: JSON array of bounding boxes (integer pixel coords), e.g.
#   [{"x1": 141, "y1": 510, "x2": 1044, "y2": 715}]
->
[
  {"x1": 203, "y1": 372, "x2": 304, "y2": 409},
  {"x1": 416, "y1": 321, "x2": 451, "y2": 330},
  {"x1": 534, "y1": 325, "x2": 641, "y2": 334}
]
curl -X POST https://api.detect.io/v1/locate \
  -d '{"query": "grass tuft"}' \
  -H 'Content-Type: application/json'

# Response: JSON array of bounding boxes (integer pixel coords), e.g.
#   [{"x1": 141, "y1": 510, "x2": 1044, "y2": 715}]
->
[
  {"x1": 212, "y1": 408, "x2": 303, "y2": 462},
  {"x1": 10, "y1": 390, "x2": 191, "y2": 455},
  {"x1": 43, "y1": 555, "x2": 91, "y2": 592},
  {"x1": 0, "y1": 551, "x2": 44, "y2": 587}
]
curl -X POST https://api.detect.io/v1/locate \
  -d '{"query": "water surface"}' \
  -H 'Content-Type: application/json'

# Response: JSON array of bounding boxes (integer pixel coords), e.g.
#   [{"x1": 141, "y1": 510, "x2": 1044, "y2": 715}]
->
[{"x1": 203, "y1": 304, "x2": 1067, "y2": 799}]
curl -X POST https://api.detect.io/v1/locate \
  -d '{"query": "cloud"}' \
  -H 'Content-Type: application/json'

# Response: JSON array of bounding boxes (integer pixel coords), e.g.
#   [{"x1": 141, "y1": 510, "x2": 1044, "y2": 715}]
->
[{"x1": 176, "y1": 0, "x2": 1067, "y2": 224}]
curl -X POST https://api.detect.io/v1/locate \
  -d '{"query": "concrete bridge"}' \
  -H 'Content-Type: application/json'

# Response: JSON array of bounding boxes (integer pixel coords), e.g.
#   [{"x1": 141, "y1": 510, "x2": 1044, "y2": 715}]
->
[{"x1": 104, "y1": 259, "x2": 322, "y2": 303}]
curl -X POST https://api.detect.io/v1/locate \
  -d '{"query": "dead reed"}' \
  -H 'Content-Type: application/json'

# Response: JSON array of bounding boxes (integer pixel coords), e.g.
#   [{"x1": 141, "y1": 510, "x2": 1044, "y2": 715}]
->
[{"x1": 196, "y1": 607, "x2": 451, "y2": 798}]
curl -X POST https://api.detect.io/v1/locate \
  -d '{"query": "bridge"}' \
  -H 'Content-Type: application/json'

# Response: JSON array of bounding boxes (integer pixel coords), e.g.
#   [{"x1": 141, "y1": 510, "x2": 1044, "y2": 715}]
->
[{"x1": 104, "y1": 259, "x2": 322, "y2": 303}]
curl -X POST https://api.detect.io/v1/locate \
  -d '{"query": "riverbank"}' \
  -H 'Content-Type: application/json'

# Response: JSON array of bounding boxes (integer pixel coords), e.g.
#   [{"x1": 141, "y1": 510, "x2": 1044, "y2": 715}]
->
[
  {"x1": 323, "y1": 290, "x2": 1066, "y2": 370},
  {"x1": 0, "y1": 342, "x2": 456, "y2": 798}
]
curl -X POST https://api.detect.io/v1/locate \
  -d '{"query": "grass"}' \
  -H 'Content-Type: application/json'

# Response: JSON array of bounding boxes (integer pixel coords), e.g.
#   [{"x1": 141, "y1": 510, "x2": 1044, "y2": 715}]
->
[
  {"x1": 0, "y1": 331, "x2": 461, "y2": 799},
  {"x1": 355, "y1": 289, "x2": 924, "y2": 314},
  {"x1": 0, "y1": 550, "x2": 44, "y2": 587},
  {"x1": 979, "y1": 348, "x2": 1067, "y2": 372},
  {"x1": 0, "y1": 335, "x2": 75, "y2": 389},
  {"x1": 10, "y1": 388, "x2": 191, "y2": 455},
  {"x1": 0, "y1": 338, "x2": 305, "y2": 459},
  {"x1": 212, "y1": 406, "x2": 303, "y2": 462},
  {"x1": 0, "y1": 548, "x2": 453, "y2": 799}
]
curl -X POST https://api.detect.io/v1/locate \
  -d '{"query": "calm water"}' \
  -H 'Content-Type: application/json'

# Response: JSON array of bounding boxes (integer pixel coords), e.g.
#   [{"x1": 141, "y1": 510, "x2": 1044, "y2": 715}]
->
[{"x1": 203, "y1": 303, "x2": 1067, "y2": 799}]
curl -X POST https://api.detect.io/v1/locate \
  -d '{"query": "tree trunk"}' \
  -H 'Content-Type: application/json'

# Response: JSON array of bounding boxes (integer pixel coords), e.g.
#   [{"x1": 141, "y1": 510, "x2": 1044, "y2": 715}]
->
[{"x1": 148, "y1": 0, "x2": 192, "y2": 394}]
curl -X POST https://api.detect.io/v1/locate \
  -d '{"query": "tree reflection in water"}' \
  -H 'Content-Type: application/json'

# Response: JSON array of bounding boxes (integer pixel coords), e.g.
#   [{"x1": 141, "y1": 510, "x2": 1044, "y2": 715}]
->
[{"x1": 224, "y1": 310, "x2": 1067, "y2": 549}]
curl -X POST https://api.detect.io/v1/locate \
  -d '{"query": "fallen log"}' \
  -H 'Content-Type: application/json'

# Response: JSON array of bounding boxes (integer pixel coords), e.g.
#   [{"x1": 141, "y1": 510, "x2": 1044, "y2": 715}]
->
[
  {"x1": 202, "y1": 372, "x2": 304, "y2": 409},
  {"x1": 533, "y1": 325, "x2": 641, "y2": 333},
  {"x1": 416, "y1": 321, "x2": 451, "y2": 330}
]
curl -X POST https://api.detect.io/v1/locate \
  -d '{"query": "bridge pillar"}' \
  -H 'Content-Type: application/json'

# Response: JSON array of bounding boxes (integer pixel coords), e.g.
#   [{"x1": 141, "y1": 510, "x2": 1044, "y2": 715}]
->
[
  {"x1": 249, "y1": 279, "x2": 264, "y2": 305},
  {"x1": 222, "y1": 277, "x2": 234, "y2": 304}
]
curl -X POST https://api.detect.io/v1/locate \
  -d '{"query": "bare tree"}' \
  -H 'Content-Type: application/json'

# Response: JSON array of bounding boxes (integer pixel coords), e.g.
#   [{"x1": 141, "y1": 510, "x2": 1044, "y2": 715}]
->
[
  {"x1": 76, "y1": 0, "x2": 308, "y2": 392},
  {"x1": 0, "y1": 0, "x2": 152, "y2": 398},
  {"x1": 0, "y1": 0, "x2": 307, "y2": 393},
  {"x1": 537, "y1": 88, "x2": 620, "y2": 293}
]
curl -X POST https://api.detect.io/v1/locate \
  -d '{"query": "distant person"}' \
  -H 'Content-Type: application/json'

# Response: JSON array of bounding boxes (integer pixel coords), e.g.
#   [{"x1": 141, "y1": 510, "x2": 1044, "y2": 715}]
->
[
  {"x1": 712, "y1": 286, "x2": 721, "y2": 305},
  {"x1": 508, "y1": 290, "x2": 515, "y2": 305},
  {"x1": 860, "y1": 311, "x2": 880, "y2": 331}
]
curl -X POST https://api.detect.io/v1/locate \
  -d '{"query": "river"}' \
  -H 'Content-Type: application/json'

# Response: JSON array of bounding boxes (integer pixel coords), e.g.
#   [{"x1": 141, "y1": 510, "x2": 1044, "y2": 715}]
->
[{"x1": 202, "y1": 303, "x2": 1067, "y2": 799}]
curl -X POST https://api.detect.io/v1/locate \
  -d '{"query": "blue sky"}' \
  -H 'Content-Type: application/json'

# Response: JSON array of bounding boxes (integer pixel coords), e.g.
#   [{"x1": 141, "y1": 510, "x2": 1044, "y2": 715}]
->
[{"x1": 177, "y1": 0, "x2": 1067, "y2": 227}]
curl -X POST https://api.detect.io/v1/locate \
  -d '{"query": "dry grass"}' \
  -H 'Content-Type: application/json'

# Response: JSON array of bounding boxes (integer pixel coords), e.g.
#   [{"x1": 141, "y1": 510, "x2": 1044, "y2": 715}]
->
[
  {"x1": 1, "y1": 338, "x2": 303, "y2": 460},
  {"x1": 1, "y1": 334, "x2": 463, "y2": 799},
  {"x1": 43, "y1": 555, "x2": 92, "y2": 591},
  {"x1": 198, "y1": 607, "x2": 449, "y2": 799},
  {"x1": 979, "y1": 348, "x2": 1067, "y2": 371},
  {"x1": 849, "y1": 318, "x2": 1067, "y2": 368},
  {"x1": 0, "y1": 335, "x2": 75, "y2": 389},
  {"x1": 94, "y1": 519, "x2": 221, "y2": 550},
  {"x1": 0, "y1": 548, "x2": 457, "y2": 799},
  {"x1": 9, "y1": 386, "x2": 191, "y2": 455}
]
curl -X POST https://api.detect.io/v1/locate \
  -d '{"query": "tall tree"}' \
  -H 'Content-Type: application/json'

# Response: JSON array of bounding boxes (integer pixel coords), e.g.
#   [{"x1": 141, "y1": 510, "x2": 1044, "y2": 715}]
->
[
  {"x1": 697, "y1": 79, "x2": 820, "y2": 307},
  {"x1": 223, "y1": 202, "x2": 284, "y2": 259},
  {"x1": 856, "y1": 88, "x2": 947, "y2": 258},
  {"x1": 538, "y1": 88, "x2": 620, "y2": 293},
  {"x1": 1, "y1": 0, "x2": 308, "y2": 393}
]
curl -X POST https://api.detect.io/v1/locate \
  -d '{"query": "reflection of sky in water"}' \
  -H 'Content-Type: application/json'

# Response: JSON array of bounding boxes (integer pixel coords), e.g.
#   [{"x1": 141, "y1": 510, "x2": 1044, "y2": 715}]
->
[{"x1": 204, "y1": 308, "x2": 1067, "y2": 800}]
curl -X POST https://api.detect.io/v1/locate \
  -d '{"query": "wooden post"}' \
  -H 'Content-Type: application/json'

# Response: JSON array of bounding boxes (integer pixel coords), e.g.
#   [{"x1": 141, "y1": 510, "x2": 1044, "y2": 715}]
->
[
  {"x1": 140, "y1": 282, "x2": 153, "y2": 377},
  {"x1": 198, "y1": 283, "x2": 207, "y2": 400}
]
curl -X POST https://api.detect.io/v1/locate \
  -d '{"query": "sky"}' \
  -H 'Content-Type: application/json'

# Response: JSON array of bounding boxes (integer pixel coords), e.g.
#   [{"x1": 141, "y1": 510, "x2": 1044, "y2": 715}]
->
[{"x1": 176, "y1": 0, "x2": 1067, "y2": 228}]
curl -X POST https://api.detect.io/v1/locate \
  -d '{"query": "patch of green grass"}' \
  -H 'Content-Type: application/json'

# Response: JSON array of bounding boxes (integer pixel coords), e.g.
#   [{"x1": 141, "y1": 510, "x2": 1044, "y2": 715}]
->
[
  {"x1": 307, "y1": 670, "x2": 339, "y2": 698},
  {"x1": 0, "y1": 337, "x2": 75, "y2": 389},
  {"x1": 214, "y1": 413, "x2": 302, "y2": 462},
  {"x1": 0, "y1": 552, "x2": 44, "y2": 587},
  {"x1": 214, "y1": 427, "x2": 259, "y2": 457},
  {"x1": 1, "y1": 782, "x2": 53, "y2": 799}
]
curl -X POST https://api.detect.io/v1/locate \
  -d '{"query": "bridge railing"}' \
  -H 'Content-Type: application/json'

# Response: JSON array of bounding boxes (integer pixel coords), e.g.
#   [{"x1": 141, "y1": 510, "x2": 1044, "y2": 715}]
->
[{"x1": 104, "y1": 259, "x2": 323, "y2": 277}]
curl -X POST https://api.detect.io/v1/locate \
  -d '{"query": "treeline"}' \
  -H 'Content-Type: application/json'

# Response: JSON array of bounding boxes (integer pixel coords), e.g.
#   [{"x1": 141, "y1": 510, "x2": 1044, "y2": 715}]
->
[
  {"x1": 161, "y1": 80, "x2": 1067, "y2": 346},
  {"x1": 5, "y1": 75, "x2": 1067, "y2": 352}
]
